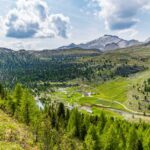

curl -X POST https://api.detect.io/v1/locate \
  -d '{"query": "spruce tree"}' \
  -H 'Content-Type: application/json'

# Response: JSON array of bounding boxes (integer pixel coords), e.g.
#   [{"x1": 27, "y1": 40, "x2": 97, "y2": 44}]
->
[
  {"x1": 0, "y1": 83, "x2": 5, "y2": 99},
  {"x1": 14, "y1": 84, "x2": 23, "y2": 118},
  {"x1": 20, "y1": 89, "x2": 38, "y2": 125},
  {"x1": 85, "y1": 125, "x2": 100, "y2": 150},
  {"x1": 57, "y1": 102, "x2": 65, "y2": 118},
  {"x1": 143, "y1": 129, "x2": 150, "y2": 150},
  {"x1": 103, "y1": 124, "x2": 118, "y2": 150},
  {"x1": 126, "y1": 126, "x2": 139, "y2": 150},
  {"x1": 67, "y1": 108, "x2": 81, "y2": 137}
]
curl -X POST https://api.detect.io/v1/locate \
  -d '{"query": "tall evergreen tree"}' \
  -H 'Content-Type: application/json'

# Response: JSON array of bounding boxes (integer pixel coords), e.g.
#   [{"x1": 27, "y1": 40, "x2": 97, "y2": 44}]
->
[
  {"x1": 67, "y1": 108, "x2": 81, "y2": 137},
  {"x1": 97, "y1": 111, "x2": 107, "y2": 133},
  {"x1": 126, "y1": 126, "x2": 139, "y2": 150},
  {"x1": 143, "y1": 129, "x2": 150, "y2": 150},
  {"x1": 85, "y1": 125, "x2": 100, "y2": 150},
  {"x1": 20, "y1": 89, "x2": 38, "y2": 125},
  {"x1": 14, "y1": 84, "x2": 23, "y2": 117},
  {"x1": 0, "y1": 83, "x2": 5, "y2": 99},
  {"x1": 57, "y1": 102, "x2": 65, "y2": 118},
  {"x1": 103, "y1": 124, "x2": 118, "y2": 150}
]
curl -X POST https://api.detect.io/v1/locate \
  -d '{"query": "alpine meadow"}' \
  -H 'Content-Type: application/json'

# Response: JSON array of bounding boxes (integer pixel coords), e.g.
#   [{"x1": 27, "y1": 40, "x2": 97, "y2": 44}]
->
[{"x1": 0, "y1": 0, "x2": 150, "y2": 150}]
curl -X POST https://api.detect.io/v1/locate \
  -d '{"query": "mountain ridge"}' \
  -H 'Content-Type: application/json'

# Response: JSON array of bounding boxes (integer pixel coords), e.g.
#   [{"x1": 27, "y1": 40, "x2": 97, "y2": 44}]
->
[{"x1": 58, "y1": 35, "x2": 141, "y2": 51}]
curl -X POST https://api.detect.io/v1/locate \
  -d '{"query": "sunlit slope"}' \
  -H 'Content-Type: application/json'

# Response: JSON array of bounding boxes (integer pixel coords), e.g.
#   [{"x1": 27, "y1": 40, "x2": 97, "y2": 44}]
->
[{"x1": 0, "y1": 110, "x2": 36, "y2": 150}]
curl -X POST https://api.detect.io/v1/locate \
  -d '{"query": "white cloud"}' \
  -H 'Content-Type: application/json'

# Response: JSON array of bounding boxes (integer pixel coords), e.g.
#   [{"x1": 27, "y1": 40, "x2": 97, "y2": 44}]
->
[
  {"x1": 117, "y1": 29, "x2": 139, "y2": 39},
  {"x1": 93, "y1": 0, "x2": 150, "y2": 30},
  {"x1": 0, "y1": 40, "x2": 31, "y2": 50},
  {"x1": 1, "y1": 0, "x2": 71, "y2": 39}
]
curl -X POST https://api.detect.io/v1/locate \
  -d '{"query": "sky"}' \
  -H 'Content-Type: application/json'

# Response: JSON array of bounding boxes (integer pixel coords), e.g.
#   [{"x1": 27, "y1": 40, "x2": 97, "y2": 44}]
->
[{"x1": 0, "y1": 0, "x2": 150, "y2": 50}]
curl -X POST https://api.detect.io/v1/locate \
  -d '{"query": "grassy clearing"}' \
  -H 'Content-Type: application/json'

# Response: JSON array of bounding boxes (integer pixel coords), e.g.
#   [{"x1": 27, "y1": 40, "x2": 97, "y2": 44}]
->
[
  {"x1": 92, "y1": 107, "x2": 123, "y2": 118},
  {"x1": 128, "y1": 69, "x2": 150, "y2": 84},
  {"x1": 79, "y1": 106, "x2": 123, "y2": 118},
  {"x1": 78, "y1": 97, "x2": 126, "y2": 111},
  {"x1": 51, "y1": 78, "x2": 129, "y2": 113},
  {"x1": 126, "y1": 69, "x2": 150, "y2": 111},
  {"x1": 95, "y1": 78, "x2": 129, "y2": 102}
]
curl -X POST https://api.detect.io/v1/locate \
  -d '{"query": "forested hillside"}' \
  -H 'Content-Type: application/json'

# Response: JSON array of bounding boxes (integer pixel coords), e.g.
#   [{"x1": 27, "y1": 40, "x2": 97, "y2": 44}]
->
[
  {"x1": 0, "y1": 83, "x2": 150, "y2": 150},
  {"x1": 0, "y1": 46, "x2": 146, "y2": 87}
]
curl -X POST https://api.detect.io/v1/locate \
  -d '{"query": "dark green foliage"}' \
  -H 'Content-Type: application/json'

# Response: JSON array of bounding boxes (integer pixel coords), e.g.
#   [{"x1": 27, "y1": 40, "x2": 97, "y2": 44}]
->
[
  {"x1": 0, "y1": 47, "x2": 146, "y2": 88},
  {"x1": 115, "y1": 65, "x2": 145, "y2": 77},
  {"x1": 57, "y1": 102, "x2": 65, "y2": 118},
  {"x1": 0, "y1": 83, "x2": 5, "y2": 99}
]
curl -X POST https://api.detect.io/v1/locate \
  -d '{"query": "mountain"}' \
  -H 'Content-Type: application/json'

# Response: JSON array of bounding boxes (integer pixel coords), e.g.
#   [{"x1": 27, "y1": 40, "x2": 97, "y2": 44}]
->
[
  {"x1": 58, "y1": 35, "x2": 141, "y2": 51},
  {"x1": 145, "y1": 37, "x2": 150, "y2": 46},
  {"x1": 59, "y1": 43, "x2": 79, "y2": 50},
  {"x1": 145, "y1": 37, "x2": 150, "y2": 43}
]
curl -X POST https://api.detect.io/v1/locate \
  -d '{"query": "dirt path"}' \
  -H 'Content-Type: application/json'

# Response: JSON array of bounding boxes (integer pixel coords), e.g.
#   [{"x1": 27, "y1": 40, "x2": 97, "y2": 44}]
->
[
  {"x1": 114, "y1": 101, "x2": 150, "y2": 116},
  {"x1": 94, "y1": 95, "x2": 150, "y2": 116},
  {"x1": 80, "y1": 103, "x2": 150, "y2": 122}
]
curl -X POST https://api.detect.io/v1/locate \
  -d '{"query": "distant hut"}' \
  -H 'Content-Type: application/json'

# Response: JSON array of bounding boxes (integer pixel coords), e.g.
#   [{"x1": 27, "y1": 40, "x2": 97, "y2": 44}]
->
[{"x1": 84, "y1": 92, "x2": 92, "y2": 97}]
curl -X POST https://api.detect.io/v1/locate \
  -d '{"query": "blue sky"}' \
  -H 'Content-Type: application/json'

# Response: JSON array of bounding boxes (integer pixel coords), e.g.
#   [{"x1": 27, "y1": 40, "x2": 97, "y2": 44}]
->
[{"x1": 0, "y1": 0, "x2": 150, "y2": 50}]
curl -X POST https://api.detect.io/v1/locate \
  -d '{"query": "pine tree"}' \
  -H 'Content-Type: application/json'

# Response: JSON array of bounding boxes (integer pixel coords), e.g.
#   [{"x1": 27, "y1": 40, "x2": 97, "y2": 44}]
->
[
  {"x1": 143, "y1": 129, "x2": 150, "y2": 150},
  {"x1": 97, "y1": 111, "x2": 106, "y2": 133},
  {"x1": 126, "y1": 126, "x2": 139, "y2": 150},
  {"x1": 14, "y1": 84, "x2": 23, "y2": 107},
  {"x1": 85, "y1": 125, "x2": 100, "y2": 150},
  {"x1": 103, "y1": 124, "x2": 118, "y2": 150},
  {"x1": 40, "y1": 117, "x2": 52, "y2": 150},
  {"x1": 14, "y1": 84, "x2": 23, "y2": 118},
  {"x1": 67, "y1": 108, "x2": 81, "y2": 137},
  {"x1": 0, "y1": 83, "x2": 5, "y2": 99},
  {"x1": 80, "y1": 122, "x2": 87, "y2": 140},
  {"x1": 20, "y1": 89, "x2": 38, "y2": 125},
  {"x1": 7, "y1": 95, "x2": 16, "y2": 116},
  {"x1": 57, "y1": 102, "x2": 65, "y2": 118}
]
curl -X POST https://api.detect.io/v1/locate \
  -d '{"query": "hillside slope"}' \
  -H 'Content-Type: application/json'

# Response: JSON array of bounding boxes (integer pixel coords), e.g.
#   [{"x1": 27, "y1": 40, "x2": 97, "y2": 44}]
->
[{"x1": 0, "y1": 110, "x2": 37, "y2": 150}]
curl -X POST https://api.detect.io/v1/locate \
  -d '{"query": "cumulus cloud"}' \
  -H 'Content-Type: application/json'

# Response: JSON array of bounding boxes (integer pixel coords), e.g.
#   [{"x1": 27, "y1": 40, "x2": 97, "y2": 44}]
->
[
  {"x1": 93, "y1": 0, "x2": 150, "y2": 30},
  {"x1": 1, "y1": 0, "x2": 71, "y2": 39}
]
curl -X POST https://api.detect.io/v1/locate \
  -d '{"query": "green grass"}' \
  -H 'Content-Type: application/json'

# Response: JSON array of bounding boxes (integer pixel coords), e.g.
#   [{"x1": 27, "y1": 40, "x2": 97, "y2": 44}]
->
[
  {"x1": 51, "y1": 78, "x2": 129, "y2": 113},
  {"x1": 53, "y1": 78, "x2": 129, "y2": 103},
  {"x1": 78, "y1": 96, "x2": 126, "y2": 111},
  {"x1": 0, "y1": 142, "x2": 23, "y2": 150},
  {"x1": 95, "y1": 78, "x2": 128, "y2": 102},
  {"x1": 129, "y1": 69, "x2": 150, "y2": 84},
  {"x1": 92, "y1": 107, "x2": 123, "y2": 118},
  {"x1": 79, "y1": 106, "x2": 123, "y2": 118},
  {"x1": 0, "y1": 110, "x2": 36, "y2": 150},
  {"x1": 51, "y1": 70, "x2": 150, "y2": 114}
]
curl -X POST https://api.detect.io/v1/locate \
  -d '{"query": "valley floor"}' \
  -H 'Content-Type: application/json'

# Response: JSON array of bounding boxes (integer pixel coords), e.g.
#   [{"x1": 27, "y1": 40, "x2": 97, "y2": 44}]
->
[{"x1": 37, "y1": 69, "x2": 150, "y2": 122}]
